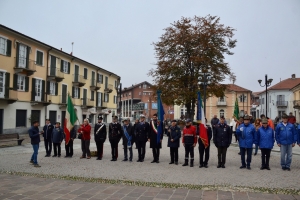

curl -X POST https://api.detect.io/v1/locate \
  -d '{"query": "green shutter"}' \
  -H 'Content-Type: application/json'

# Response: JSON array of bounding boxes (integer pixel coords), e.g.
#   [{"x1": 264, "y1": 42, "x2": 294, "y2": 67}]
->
[
  {"x1": 67, "y1": 62, "x2": 70, "y2": 74},
  {"x1": 25, "y1": 77, "x2": 29, "y2": 92},
  {"x1": 50, "y1": 55, "x2": 56, "y2": 68},
  {"x1": 16, "y1": 43, "x2": 20, "y2": 67},
  {"x1": 96, "y1": 92, "x2": 99, "y2": 106},
  {"x1": 60, "y1": 60, "x2": 64, "y2": 72},
  {"x1": 26, "y1": 46, "x2": 30, "y2": 69},
  {"x1": 41, "y1": 80, "x2": 45, "y2": 101},
  {"x1": 91, "y1": 91, "x2": 94, "y2": 101},
  {"x1": 55, "y1": 83, "x2": 58, "y2": 96},
  {"x1": 84, "y1": 68, "x2": 87, "y2": 79},
  {"x1": 13, "y1": 74, "x2": 18, "y2": 90},
  {"x1": 105, "y1": 76, "x2": 108, "y2": 88},
  {"x1": 101, "y1": 92, "x2": 103, "y2": 104},
  {"x1": 6, "y1": 40, "x2": 12, "y2": 57},
  {"x1": 107, "y1": 93, "x2": 109, "y2": 102},
  {"x1": 101, "y1": 75, "x2": 103, "y2": 84},
  {"x1": 78, "y1": 88, "x2": 81, "y2": 98},
  {"x1": 72, "y1": 87, "x2": 75, "y2": 98},
  {"x1": 31, "y1": 78, "x2": 35, "y2": 100},
  {"x1": 46, "y1": 81, "x2": 50, "y2": 94},
  {"x1": 5, "y1": 72, "x2": 10, "y2": 98}
]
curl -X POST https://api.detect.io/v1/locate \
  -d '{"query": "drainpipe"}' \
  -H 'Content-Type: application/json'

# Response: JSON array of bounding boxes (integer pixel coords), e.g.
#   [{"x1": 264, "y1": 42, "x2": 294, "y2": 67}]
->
[{"x1": 45, "y1": 47, "x2": 52, "y2": 122}]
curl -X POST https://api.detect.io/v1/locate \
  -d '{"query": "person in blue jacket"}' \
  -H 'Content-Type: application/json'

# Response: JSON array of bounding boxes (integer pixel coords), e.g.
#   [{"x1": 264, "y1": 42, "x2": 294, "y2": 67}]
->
[
  {"x1": 275, "y1": 113, "x2": 297, "y2": 171},
  {"x1": 256, "y1": 118, "x2": 275, "y2": 170},
  {"x1": 167, "y1": 120, "x2": 181, "y2": 165},
  {"x1": 28, "y1": 120, "x2": 42, "y2": 167},
  {"x1": 236, "y1": 115, "x2": 256, "y2": 170},
  {"x1": 298, "y1": 124, "x2": 300, "y2": 147},
  {"x1": 52, "y1": 122, "x2": 65, "y2": 157}
]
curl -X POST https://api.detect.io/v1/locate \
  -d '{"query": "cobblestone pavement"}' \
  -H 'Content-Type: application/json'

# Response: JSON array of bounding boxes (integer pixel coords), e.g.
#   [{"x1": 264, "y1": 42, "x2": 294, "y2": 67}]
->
[
  {"x1": 1, "y1": 173, "x2": 300, "y2": 200},
  {"x1": 0, "y1": 134, "x2": 300, "y2": 192}
]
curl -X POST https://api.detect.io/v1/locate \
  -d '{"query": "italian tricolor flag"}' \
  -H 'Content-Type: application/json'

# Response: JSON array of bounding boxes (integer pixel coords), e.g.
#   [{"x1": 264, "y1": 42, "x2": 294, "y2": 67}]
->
[{"x1": 64, "y1": 94, "x2": 78, "y2": 145}]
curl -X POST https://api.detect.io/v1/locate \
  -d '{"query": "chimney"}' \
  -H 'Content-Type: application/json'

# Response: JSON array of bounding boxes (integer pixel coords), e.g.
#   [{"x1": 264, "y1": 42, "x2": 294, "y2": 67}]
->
[
  {"x1": 291, "y1": 74, "x2": 296, "y2": 79},
  {"x1": 60, "y1": 48, "x2": 62, "y2": 51}
]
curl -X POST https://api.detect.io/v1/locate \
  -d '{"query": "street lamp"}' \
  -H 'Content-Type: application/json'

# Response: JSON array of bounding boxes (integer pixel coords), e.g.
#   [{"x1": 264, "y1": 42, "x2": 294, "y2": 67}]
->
[
  {"x1": 258, "y1": 74, "x2": 273, "y2": 118},
  {"x1": 198, "y1": 69, "x2": 212, "y2": 117}
]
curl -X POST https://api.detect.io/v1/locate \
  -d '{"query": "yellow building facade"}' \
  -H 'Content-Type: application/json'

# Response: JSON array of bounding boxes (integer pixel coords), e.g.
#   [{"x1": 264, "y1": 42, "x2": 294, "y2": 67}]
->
[
  {"x1": 291, "y1": 83, "x2": 300, "y2": 123},
  {"x1": 0, "y1": 25, "x2": 120, "y2": 134}
]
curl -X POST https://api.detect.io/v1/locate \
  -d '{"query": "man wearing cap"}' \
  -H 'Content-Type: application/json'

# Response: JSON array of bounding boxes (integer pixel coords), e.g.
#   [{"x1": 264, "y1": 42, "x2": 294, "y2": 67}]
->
[
  {"x1": 149, "y1": 114, "x2": 164, "y2": 163},
  {"x1": 275, "y1": 113, "x2": 297, "y2": 171},
  {"x1": 122, "y1": 118, "x2": 134, "y2": 161},
  {"x1": 213, "y1": 116, "x2": 232, "y2": 168},
  {"x1": 109, "y1": 116, "x2": 122, "y2": 161},
  {"x1": 28, "y1": 120, "x2": 42, "y2": 167},
  {"x1": 42, "y1": 119, "x2": 54, "y2": 157},
  {"x1": 182, "y1": 119, "x2": 197, "y2": 167},
  {"x1": 211, "y1": 115, "x2": 219, "y2": 140},
  {"x1": 94, "y1": 116, "x2": 107, "y2": 160},
  {"x1": 260, "y1": 114, "x2": 274, "y2": 130},
  {"x1": 167, "y1": 120, "x2": 181, "y2": 165},
  {"x1": 256, "y1": 118, "x2": 275, "y2": 170},
  {"x1": 236, "y1": 115, "x2": 256, "y2": 170},
  {"x1": 52, "y1": 122, "x2": 64, "y2": 157},
  {"x1": 135, "y1": 114, "x2": 150, "y2": 162}
]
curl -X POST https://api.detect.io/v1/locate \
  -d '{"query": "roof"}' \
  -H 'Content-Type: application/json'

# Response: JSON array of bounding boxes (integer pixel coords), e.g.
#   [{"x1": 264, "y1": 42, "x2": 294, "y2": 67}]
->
[
  {"x1": 258, "y1": 77, "x2": 300, "y2": 94},
  {"x1": 0, "y1": 24, "x2": 120, "y2": 79},
  {"x1": 225, "y1": 84, "x2": 252, "y2": 92},
  {"x1": 122, "y1": 81, "x2": 153, "y2": 92}
]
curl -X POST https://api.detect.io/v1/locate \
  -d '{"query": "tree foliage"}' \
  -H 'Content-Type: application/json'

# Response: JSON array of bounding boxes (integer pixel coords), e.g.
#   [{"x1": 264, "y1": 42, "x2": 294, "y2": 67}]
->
[{"x1": 149, "y1": 15, "x2": 237, "y2": 119}]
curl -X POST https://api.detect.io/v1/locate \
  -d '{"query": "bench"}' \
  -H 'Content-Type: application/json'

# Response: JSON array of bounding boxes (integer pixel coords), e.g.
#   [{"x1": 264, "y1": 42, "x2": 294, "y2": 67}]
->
[{"x1": 0, "y1": 133, "x2": 25, "y2": 146}]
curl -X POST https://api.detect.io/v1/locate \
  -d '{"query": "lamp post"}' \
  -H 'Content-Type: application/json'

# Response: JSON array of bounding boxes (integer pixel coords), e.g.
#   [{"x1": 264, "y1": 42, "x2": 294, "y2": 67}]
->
[
  {"x1": 198, "y1": 69, "x2": 212, "y2": 117},
  {"x1": 258, "y1": 74, "x2": 273, "y2": 118}
]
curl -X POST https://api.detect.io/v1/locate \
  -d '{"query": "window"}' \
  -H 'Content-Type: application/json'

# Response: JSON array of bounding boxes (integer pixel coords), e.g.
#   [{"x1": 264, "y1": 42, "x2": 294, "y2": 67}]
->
[
  {"x1": 91, "y1": 91, "x2": 94, "y2": 101},
  {"x1": 0, "y1": 37, "x2": 7, "y2": 55},
  {"x1": 129, "y1": 92, "x2": 131, "y2": 96},
  {"x1": 83, "y1": 68, "x2": 88, "y2": 79},
  {"x1": 97, "y1": 73, "x2": 103, "y2": 83},
  {"x1": 143, "y1": 84, "x2": 147, "y2": 89},
  {"x1": 97, "y1": 92, "x2": 102, "y2": 107},
  {"x1": 115, "y1": 80, "x2": 117, "y2": 88},
  {"x1": 62, "y1": 60, "x2": 68, "y2": 73},
  {"x1": 219, "y1": 97, "x2": 225, "y2": 102},
  {"x1": 74, "y1": 87, "x2": 79, "y2": 98},
  {"x1": 139, "y1": 85, "x2": 141, "y2": 88},
  {"x1": 36, "y1": 50, "x2": 43, "y2": 66},
  {"x1": 113, "y1": 95, "x2": 117, "y2": 104},
  {"x1": 104, "y1": 93, "x2": 109, "y2": 102},
  {"x1": 49, "y1": 82, "x2": 55, "y2": 95},
  {"x1": 50, "y1": 55, "x2": 56, "y2": 68},
  {"x1": 139, "y1": 92, "x2": 141, "y2": 96},
  {"x1": 16, "y1": 110, "x2": 27, "y2": 127},
  {"x1": 219, "y1": 109, "x2": 224, "y2": 118},
  {"x1": 143, "y1": 92, "x2": 146, "y2": 95},
  {"x1": 17, "y1": 75, "x2": 25, "y2": 91},
  {"x1": 148, "y1": 93, "x2": 151, "y2": 95},
  {"x1": 239, "y1": 94, "x2": 246, "y2": 102}
]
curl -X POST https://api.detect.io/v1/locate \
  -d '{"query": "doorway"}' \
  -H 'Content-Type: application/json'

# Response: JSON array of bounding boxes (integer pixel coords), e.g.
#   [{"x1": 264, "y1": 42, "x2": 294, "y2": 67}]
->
[
  {"x1": 0, "y1": 109, "x2": 3, "y2": 133},
  {"x1": 49, "y1": 111, "x2": 57, "y2": 125}
]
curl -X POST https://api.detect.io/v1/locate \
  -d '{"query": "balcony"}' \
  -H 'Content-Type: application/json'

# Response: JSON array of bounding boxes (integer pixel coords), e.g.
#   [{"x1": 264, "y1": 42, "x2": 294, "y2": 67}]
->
[
  {"x1": 72, "y1": 98, "x2": 81, "y2": 106},
  {"x1": 293, "y1": 100, "x2": 300, "y2": 109},
  {"x1": 30, "y1": 93, "x2": 51, "y2": 106},
  {"x1": 81, "y1": 98, "x2": 94, "y2": 108},
  {"x1": 48, "y1": 68, "x2": 64, "y2": 82},
  {"x1": 58, "y1": 95, "x2": 67, "y2": 108},
  {"x1": 90, "y1": 79, "x2": 101, "y2": 91},
  {"x1": 104, "y1": 84, "x2": 113, "y2": 93},
  {"x1": 14, "y1": 57, "x2": 36, "y2": 76},
  {"x1": 0, "y1": 88, "x2": 18, "y2": 104},
  {"x1": 96, "y1": 101, "x2": 107, "y2": 109},
  {"x1": 276, "y1": 101, "x2": 288, "y2": 107},
  {"x1": 72, "y1": 74, "x2": 86, "y2": 87},
  {"x1": 216, "y1": 101, "x2": 227, "y2": 106}
]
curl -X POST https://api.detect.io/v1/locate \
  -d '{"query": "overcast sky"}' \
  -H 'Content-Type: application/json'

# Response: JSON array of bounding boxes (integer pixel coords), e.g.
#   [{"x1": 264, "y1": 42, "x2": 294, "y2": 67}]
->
[{"x1": 1, "y1": 0, "x2": 299, "y2": 92}]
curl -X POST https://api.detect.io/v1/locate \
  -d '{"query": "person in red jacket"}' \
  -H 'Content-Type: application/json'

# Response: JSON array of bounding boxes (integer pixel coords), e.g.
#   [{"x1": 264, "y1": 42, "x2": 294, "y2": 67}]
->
[
  {"x1": 182, "y1": 119, "x2": 197, "y2": 167},
  {"x1": 78, "y1": 118, "x2": 92, "y2": 159},
  {"x1": 288, "y1": 112, "x2": 296, "y2": 124}
]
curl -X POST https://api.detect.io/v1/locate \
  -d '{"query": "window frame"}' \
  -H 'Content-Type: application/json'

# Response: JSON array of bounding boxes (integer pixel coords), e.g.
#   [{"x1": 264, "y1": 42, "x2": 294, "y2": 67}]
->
[
  {"x1": 35, "y1": 49, "x2": 44, "y2": 66},
  {"x1": 49, "y1": 81, "x2": 56, "y2": 95},
  {"x1": 17, "y1": 74, "x2": 26, "y2": 91},
  {"x1": 62, "y1": 60, "x2": 68, "y2": 73},
  {"x1": 74, "y1": 87, "x2": 79, "y2": 99},
  {"x1": 0, "y1": 36, "x2": 7, "y2": 56}
]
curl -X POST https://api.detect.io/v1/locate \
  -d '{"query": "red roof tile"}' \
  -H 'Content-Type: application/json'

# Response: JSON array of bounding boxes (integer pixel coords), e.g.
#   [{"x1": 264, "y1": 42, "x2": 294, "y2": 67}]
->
[{"x1": 225, "y1": 84, "x2": 251, "y2": 92}]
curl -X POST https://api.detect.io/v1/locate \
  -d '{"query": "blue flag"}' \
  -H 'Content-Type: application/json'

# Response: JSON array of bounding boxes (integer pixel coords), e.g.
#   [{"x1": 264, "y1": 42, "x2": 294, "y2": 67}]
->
[{"x1": 157, "y1": 90, "x2": 165, "y2": 144}]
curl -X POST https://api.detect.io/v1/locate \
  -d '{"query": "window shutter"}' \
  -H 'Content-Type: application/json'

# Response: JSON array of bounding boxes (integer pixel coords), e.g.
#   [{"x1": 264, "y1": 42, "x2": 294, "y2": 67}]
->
[
  {"x1": 41, "y1": 80, "x2": 45, "y2": 101},
  {"x1": 97, "y1": 74, "x2": 100, "y2": 83},
  {"x1": 26, "y1": 46, "x2": 30, "y2": 69},
  {"x1": 47, "y1": 81, "x2": 50, "y2": 94},
  {"x1": 84, "y1": 68, "x2": 87, "y2": 79},
  {"x1": 107, "y1": 93, "x2": 109, "y2": 102},
  {"x1": 55, "y1": 83, "x2": 58, "y2": 96},
  {"x1": 91, "y1": 91, "x2": 94, "y2": 101},
  {"x1": 6, "y1": 40, "x2": 12, "y2": 57},
  {"x1": 72, "y1": 87, "x2": 75, "y2": 98},
  {"x1": 68, "y1": 62, "x2": 70, "y2": 74},
  {"x1": 13, "y1": 74, "x2": 18, "y2": 90},
  {"x1": 101, "y1": 75, "x2": 103, "y2": 84},
  {"x1": 96, "y1": 92, "x2": 99, "y2": 107},
  {"x1": 101, "y1": 92, "x2": 103, "y2": 104},
  {"x1": 5, "y1": 72, "x2": 10, "y2": 98},
  {"x1": 16, "y1": 43, "x2": 20, "y2": 67},
  {"x1": 31, "y1": 78, "x2": 35, "y2": 101},
  {"x1": 78, "y1": 88, "x2": 81, "y2": 98},
  {"x1": 25, "y1": 76, "x2": 29, "y2": 92},
  {"x1": 60, "y1": 60, "x2": 64, "y2": 72}
]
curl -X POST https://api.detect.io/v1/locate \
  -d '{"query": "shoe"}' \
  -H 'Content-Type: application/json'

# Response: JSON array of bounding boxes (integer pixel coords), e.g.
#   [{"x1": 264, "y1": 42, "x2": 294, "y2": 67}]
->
[
  {"x1": 111, "y1": 159, "x2": 114, "y2": 161},
  {"x1": 45, "y1": 155, "x2": 48, "y2": 157},
  {"x1": 30, "y1": 160, "x2": 34, "y2": 164},
  {"x1": 238, "y1": 152, "x2": 241, "y2": 155},
  {"x1": 260, "y1": 166, "x2": 264, "y2": 170},
  {"x1": 266, "y1": 166, "x2": 270, "y2": 170},
  {"x1": 169, "y1": 162, "x2": 174, "y2": 164},
  {"x1": 96, "y1": 158, "x2": 101, "y2": 160},
  {"x1": 122, "y1": 159, "x2": 128, "y2": 161},
  {"x1": 247, "y1": 166, "x2": 251, "y2": 170},
  {"x1": 46, "y1": 155, "x2": 51, "y2": 157},
  {"x1": 217, "y1": 164, "x2": 221, "y2": 168},
  {"x1": 140, "y1": 159, "x2": 144, "y2": 162},
  {"x1": 87, "y1": 157, "x2": 91, "y2": 159},
  {"x1": 286, "y1": 167, "x2": 291, "y2": 171},
  {"x1": 282, "y1": 167, "x2": 286, "y2": 170},
  {"x1": 156, "y1": 160, "x2": 160, "y2": 163},
  {"x1": 64, "y1": 156, "x2": 69, "y2": 158},
  {"x1": 175, "y1": 162, "x2": 178, "y2": 165},
  {"x1": 190, "y1": 160, "x2": 194, "y2": 167},
  {"x1": 182, "y1": 163, "x2": 188, "y2": 166},
  {"x1": 137, "y1": 160, "x2": 141, "y2": 162},
  {"x1": 199, "y1": 164, "x2": 203, "y2": 168},
  {"x1": 52, "y1": 155, "x2": 57, "y2": 157},
  {"x1": 58, "y1": 155, "x2": 61, "y2": 158},
  {"x1": 221, "y1": 165, "x2": 225, "y2": 168},
  {"x1": 129, "y1": 159, "x2": 132, "y2": 162},
  {"x1": 240, "y1": 165, "x2": 246, "y2": 169},
  {"x1": 204, "y1": 164, "x2": 208, "y2": 168},
  {"x1": 34, "y1": 164, "x2": 41, "y2": 167},
  {"x1": 80, "y1": 156, "x2": 86, "y2": 159},
  {"x1": 151, "y1": 160, "x2": 156, "y2": 163}
]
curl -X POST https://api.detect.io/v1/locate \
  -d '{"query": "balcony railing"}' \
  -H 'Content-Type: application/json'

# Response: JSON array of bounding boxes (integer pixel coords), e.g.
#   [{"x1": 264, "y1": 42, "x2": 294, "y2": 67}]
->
[
  {"x1": 31, "y1": 93, "x2": 51, "y2": 106},
  {"x1": 82, "y1": 98, "x2": 94, "y2": 108},
  {"x1": 276, "y1": 101, "x2": 288, "y2": 107},
  {"x1": 48, "y1": 68, "x2": 64, "y2": 80},
  {"x1": 104, "y1": 84, "x2": 113, "y2": 93},
  {"x1": 72, "y1": 98, "x2": 81, "y2": 106},
  {"x1": 217, "y1": 101, "x2": 227, "y2": 106},
  {"x1": 97, "y1": 101, "x2": 107, "y2": 108},
  {"x1": 90, "y1": 79, "x2": 100, "y2": 90},
  {"x1": 59, "y1": 95, "x2": 67, "y2": 105},
  {"x1": 0, "y1": 89, "x2": 18, "y2": 104},
  {"x1": 14, "y1": 57, "x2": 36, "y2": 76},
  {"x1": 73, "y1": 74, "x2": 86, "y2": 86},
  {"x1": 293, "y1": 100, "x2": 300, "y2": 109}
]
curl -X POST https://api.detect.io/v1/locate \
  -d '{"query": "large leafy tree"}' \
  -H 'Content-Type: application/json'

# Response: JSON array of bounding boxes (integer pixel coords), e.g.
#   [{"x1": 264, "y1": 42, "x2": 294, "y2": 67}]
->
[{"x1": 149, "y1": 15, "x2": 237, "y2": 119}]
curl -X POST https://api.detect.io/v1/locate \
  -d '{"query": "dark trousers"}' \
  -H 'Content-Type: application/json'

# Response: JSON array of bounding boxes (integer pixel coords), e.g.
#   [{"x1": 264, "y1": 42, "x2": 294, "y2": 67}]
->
[
  {"x1": 109, "y1": 139, "x2": 119, "y2": 159},
  {"x1": 170, "y1": 147, "x2": 178, "y2": 162},
  {"x1": 199, "y1": 142, "x2": 210, "y2": 165},
  {"x1": 65, "y1": 139, "x2": 73, "y2": 157},
  {"x1": 240, "y1": 147, "x2": 252, "y2": 166},
  {"x1": 217, "y1": 147, "x2": 227, "y2": 165},
  {"x1": 233, "y1": 132, "x2": 238, "y2": 142},
  {"x1": 152, "y1": 148, "x2": 160, "y2": 161},
  {"x1": 95, "y1": 140, "x2": 104, "y2": 159},
  {"x1": 184, "y1": 143, "x2": 194, "y2": 160},
  {"x1": 124, "y1": 145, "x2": 133, "y2": 160},
  {"x1": 53, "y1": 143, "x2": 61, "y2": 156},
  {"x1": 137, "y1": 141, "x2": 146, "y2": 160},
  {"x1": 81, "y1": 140, "x2": 91, "y2": 157},
  {"x1": 261, "y1": 148, "x2": 271, "y2": 167},
  {"x1": 44, "y1": 138, "x2": 52, "y2": 156}
]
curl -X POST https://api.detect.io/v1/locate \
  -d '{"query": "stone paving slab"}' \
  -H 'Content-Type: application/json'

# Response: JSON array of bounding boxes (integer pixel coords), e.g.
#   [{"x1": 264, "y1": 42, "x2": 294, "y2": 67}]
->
[{"x1": 0, "y1": 174, "x2": 300, "y2": 200}]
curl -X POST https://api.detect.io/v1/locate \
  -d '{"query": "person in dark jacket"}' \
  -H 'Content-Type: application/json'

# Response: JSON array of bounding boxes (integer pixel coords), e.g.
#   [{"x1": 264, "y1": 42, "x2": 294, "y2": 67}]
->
[
  {"x1": 199, "y1": 118, "x2": 213, "y2": 168},
  {"x1": 149, "y1": 114, "x2": 164, "y2": 163},
  {"x1": 135, "y1": 115, "x2": 150, "y2": 162},
  {"x1": 29, "y1": 120, "x2": 42, "y2": 167},
  {"x1": 42, "y1": 119, "x2": 54, "y2": 157},
  {"x1": 133, "y1": 119, "x2": 139, "y2": 149},
  {"x1": 275, "y1": 113, "x2": 297, "y2": 171},
  {"x1": 167, "y1": 120, "x2": 181, "y2": 165},
  {"x1": 182, "y1": 119, "x2": 197, "y2": 167},
  {"x1": 65, "y1": 126, "x2": 76, "y2": 158},
  {"x1": 94, "y1": 116, "x2": 107, "y2": 160},
  {"x1": 122, "y1": 118, "x2": 134, "y2": 161},
  {"x1": 211, "y1": 115, "x2": 219, "y2": 140},
  {"x1": 213, "y1": 116, "x2": 232, "y2": 168},
  {"x1": 52, "y1": 122, "x2": 64, "y2": 157},
  {"x1": 109, "y1": 116, "x2": 122, "y2": 161},
  {"x1": 256, "y1": 118, "x2": 275, "y2": 170},
  {"x1": 236, "y1": 115, "x2": 256, "y2": 170}
]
